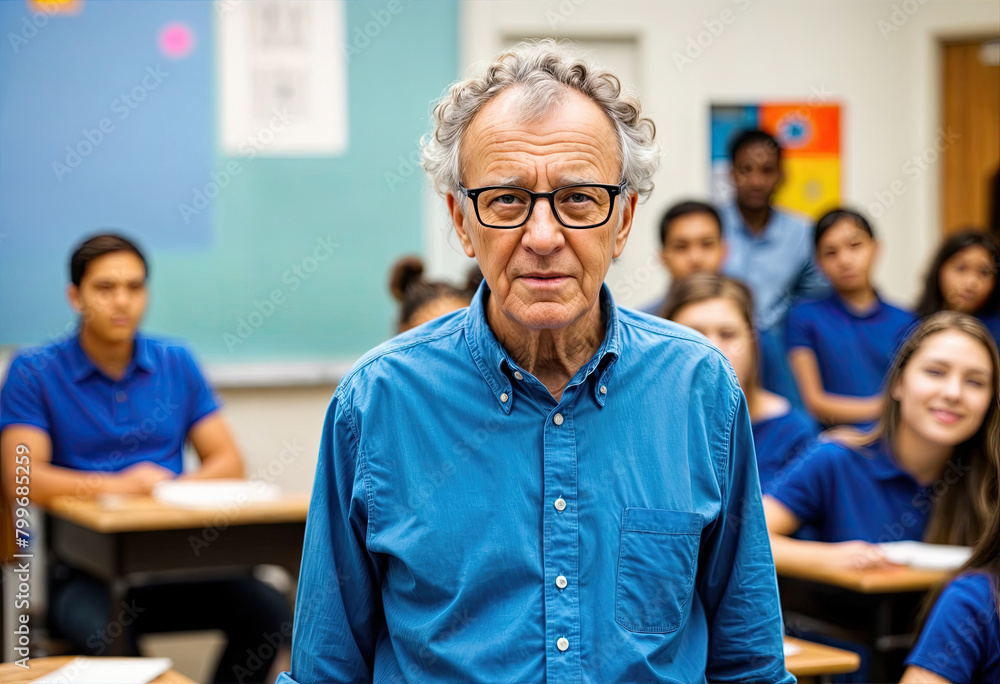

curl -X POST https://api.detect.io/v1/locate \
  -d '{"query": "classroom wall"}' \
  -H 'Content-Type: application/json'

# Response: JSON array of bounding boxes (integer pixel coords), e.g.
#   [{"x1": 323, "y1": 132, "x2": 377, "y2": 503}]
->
[{"x1": 3, "y1": 1, "x2": 997, "y2": 495}]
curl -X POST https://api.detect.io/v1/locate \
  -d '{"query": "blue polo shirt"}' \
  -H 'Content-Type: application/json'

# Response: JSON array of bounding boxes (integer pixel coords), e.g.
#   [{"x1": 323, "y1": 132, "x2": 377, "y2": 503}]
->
[
  {"x1": 765, "y1": 439, "x2": 933, "y2": 543},
  {"x1": 978, "y1": 311, "x2": 1000, "y2": 346},
  {"x1": 905, "y1": 571, "x2": 1000, "y2": 684},
  {"x1": 752, "y1": 409, "x2": 817, "y2": 491},
  {"x1": 0, "y1": 334, "x2": 219, "y2": 474},
  {"x1": 786, "y1": 293, "x2": 915, "y2": 398}
]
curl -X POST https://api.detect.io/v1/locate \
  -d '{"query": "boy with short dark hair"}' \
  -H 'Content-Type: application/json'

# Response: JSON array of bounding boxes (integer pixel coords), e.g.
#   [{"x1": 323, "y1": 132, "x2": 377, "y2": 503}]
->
[{"x1": 0, "y1": 233, "x2": 291, "y2": 683}]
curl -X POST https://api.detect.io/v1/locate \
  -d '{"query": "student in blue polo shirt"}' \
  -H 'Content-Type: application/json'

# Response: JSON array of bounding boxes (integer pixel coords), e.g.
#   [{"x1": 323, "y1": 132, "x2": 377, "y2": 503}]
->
[
  {"x1": 764, "y1": 311, "x2": 999, "y2": 570},
  {"x1": 916, "y1": 228, "x2": 1000, "y2": 343},
  {"x1": 901, "y1": 491, "x2": 1000, "y2": 684},
  {"x1": 664, "y1": 273, "x2": 818, "y2": 490},
  {"x1": 0, "y1": 234, "x2": 291, "y2": 684},
  {"x1": 787, "y1": 209, "x2": 916, "y2": 426}
]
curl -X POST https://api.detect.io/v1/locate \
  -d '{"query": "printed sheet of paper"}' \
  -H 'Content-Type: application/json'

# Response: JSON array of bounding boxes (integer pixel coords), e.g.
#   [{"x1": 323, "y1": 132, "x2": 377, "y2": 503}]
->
[
  {"x1": 217, "y1": 0, "x2": 347, "y2": 156},
  {"x1": 30, "y1": 657, "x2": 172, "y2": 684}
]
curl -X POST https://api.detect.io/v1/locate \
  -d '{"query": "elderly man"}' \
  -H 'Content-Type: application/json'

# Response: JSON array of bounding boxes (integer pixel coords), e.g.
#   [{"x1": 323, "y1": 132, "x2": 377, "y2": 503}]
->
[{"x1": 279, "y1": 41, "x2": 792, "y2": 683}]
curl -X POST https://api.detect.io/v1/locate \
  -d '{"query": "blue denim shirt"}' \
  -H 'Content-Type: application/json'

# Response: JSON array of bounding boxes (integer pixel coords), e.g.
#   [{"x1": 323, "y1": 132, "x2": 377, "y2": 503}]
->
[{"x1": 278, "y1": 283, "x2": 791, "y2": 684}]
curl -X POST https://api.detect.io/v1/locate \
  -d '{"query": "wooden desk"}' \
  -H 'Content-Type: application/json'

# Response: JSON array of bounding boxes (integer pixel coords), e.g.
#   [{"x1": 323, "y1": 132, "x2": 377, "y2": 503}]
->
[
  {"x1": 785, "y1": 637, "x2": 861, "y2": 682},
  {"x1": 777, "y1": 564, "x2": 948, "y2": 683},
  {"x1": 0, "y1": 656, "x2": 196, "y2": 684},
  {"x1": 778, "y1": 562, "x2": 948, "y2": 594},
  {"x1": 44, "y1": 493, "x2": 308, "y2": 656}
]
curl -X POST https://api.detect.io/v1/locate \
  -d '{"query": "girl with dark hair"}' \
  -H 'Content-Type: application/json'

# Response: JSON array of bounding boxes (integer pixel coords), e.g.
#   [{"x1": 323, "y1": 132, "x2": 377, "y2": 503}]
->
[
  {"x1": 787, "y1": 208, "x2": 915, "y2": 426},
  {"x1": 916, "y1": 229, "x2": 1000, "y2": 342},
  {"x1": 389, "y1": 256, "x2": 481, "y2": 333},
  {"x1": 663, "y1": 273, "x2": 818, "y2": 489}
]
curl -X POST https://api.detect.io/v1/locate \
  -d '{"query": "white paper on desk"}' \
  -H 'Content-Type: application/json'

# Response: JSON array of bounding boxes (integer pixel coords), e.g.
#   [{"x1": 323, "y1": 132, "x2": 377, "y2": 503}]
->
[
  {"x1": 878, "y1": 541, "x2": 973, "y2": 570},
  {"x1": 31, "y1": 657, "x2": 172, "y2": 684},
  {"x1": 152, "y1": 479, "x2": 281, "y2": 509},
  {"x1": 782, "y1": 641, "x2": 802, "y2": 657}
]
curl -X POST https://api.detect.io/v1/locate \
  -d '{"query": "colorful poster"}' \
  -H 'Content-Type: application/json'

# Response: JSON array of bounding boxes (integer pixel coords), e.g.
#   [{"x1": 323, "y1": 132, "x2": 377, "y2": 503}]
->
[{"x1": 710, "y1": 102, "x2": 841, "y2": 220}]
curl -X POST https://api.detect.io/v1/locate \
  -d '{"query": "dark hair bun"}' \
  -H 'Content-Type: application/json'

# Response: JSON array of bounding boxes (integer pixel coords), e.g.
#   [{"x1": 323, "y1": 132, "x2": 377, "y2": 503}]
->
[
  {"x1": 389, "y1": 256, "x2": 425, "y2": 301},
  {"x1": 464, "y1": 265, "x2": 484, "y2": 294}
]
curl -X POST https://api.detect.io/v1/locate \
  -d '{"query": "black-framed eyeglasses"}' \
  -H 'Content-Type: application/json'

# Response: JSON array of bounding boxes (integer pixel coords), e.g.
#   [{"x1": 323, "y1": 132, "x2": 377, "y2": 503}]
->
[{"x1": 458, "y1": 181, "x2": 628, "y2": 229}]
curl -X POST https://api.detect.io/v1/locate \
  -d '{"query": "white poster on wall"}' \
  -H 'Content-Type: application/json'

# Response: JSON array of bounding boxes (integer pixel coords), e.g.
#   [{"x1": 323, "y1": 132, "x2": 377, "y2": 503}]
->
[{"x1": 216, "y1": 0, "x2": 348, "y2": 156}]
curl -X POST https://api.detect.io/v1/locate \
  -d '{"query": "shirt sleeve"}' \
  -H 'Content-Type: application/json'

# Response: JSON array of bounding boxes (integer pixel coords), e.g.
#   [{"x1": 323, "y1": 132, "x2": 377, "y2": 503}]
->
[
  {"x1": 784, "y1": 304, "x2": 813, "y2": 351},
  {"x1": 176, "y1": 347, "x2": 220, "y2": 428},
  {"x1": 765, "y1": 442, "x2": 831, "y2": 529},
  {"x1": 278, "y1": 389, "x2": 384, "y2": 684},
  {"x1": 700, "y1": 386, "x2": 795, "y2": 683},
  {"x1": 793, "y1": 250, "x2": 831, "y2": 303},
  {"x1": 905, "y1": 573, "x2": 997, "y2": 683},
  {"x1": 0, "y1": 356, "x2": 50, "y2": 433}
]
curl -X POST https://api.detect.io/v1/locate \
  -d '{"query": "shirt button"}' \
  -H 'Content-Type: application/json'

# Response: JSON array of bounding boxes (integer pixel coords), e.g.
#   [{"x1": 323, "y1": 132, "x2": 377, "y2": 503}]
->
[
  {"x1": 556, "y1": 637, "x2": 569, "y2": 652},
  {"x1": 554, "y1": 497, "x2": 566, "y2": 511},
  {"x1": 553, "y1": 413, "x2": 564, "y2": 426},
  {"x1": 115, "y1": 391, "x2": 127, "y2": 402},
  {"x1": 599, "y1": 385, "x2": 607, "y2": 395},
  {"x1": 556, "y1": 575, "x2": 568, "y2": 589},
  {"x1": 513, "y1": 371, "x2": 524, "y2": 381},
  {"x1": 500, "y1": 393, "x2": 509, "y2": 403}
]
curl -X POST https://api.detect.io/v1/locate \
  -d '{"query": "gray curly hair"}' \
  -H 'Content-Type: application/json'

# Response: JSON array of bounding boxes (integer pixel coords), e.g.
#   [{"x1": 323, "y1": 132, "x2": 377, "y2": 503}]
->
[{"x1": 421, "y1": 39, "x2": 659, "y2": 203}]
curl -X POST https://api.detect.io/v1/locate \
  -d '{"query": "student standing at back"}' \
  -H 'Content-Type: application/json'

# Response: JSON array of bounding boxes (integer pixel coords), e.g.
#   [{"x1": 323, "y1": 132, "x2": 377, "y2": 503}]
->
[
  {"x1": 720, "y1": 129, "x2": 829, "y2": 405},
  {"x1": 663, "y1": 274, "x2": 818, "y2": 490},
  {"x1": 787, "y1": 209, "x2": 916, "y2": 426},
  {"x1": 916, "y1": 228, "x2": 1000, "y2": 343},
  {"x1": 640, "y1": 200, "x2": 726, "y2": 314}
]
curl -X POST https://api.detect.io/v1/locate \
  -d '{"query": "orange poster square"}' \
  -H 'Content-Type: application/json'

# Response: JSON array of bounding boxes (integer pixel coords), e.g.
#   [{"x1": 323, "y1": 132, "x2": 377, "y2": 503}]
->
[{"x1": 760, "y1": 104, "x2": 840, "y2": 156}]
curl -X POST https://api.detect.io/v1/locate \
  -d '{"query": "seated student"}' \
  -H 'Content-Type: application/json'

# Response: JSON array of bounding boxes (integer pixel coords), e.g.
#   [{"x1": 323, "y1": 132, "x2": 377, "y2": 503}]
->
[
  {"x1": 916, "y1": 228, "x2": 1000, "y2": 342},
  {"x1": 640, "y1": 200, "x2": 726, "y2": 313},
  {"x1": 0, "y1": 234, "x2": 291, "y2": 684},
  {"x1": 787, "y1": 209, "x2": 916, "y2": 426},
  {"x1": 900, "y1": 488, "x2": 1000, "y2": 684},
  {"x1": 389, "y1": 255, "x2": 480, "y2": 333},
  {"x1": 764, "y1": 310, "x2": 998, "y2": 569},
  {"x1": 663, "y1": 273, "x2": 817, "y2": 489}
]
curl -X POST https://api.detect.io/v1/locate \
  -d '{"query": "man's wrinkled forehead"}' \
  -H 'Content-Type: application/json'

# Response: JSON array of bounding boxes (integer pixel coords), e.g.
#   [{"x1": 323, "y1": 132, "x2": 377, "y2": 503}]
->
[{"x1": 459, "y1": 87, "x2": 621, "y2": 186}]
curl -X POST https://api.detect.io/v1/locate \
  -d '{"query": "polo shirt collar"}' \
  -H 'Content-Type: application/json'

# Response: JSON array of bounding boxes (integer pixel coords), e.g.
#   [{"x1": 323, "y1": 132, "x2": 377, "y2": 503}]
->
[
  {"x1": 861, "y1": 438, "x2": 915, "y2": 482},
  {"x1": 465, "y1": 280, "x2": 621, "y2": 413},
  {"x1": 67, "y1": 332, "x2": 156, "y2": 383},
  {"x1": 831, "y1": 291, "x2": 884, "y2": 320}
]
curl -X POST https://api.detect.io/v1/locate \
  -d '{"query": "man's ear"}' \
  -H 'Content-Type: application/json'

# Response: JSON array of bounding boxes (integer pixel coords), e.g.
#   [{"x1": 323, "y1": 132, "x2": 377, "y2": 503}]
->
[
  {"x1": 447, "y1": 194, "x2": 476, "y2": 258},
  {"x1": 612, "y1": 192, "x2": 638, "y2": 259},
  {"x1": 66, "y1": 283, "x2": 82, "y2": 314}
]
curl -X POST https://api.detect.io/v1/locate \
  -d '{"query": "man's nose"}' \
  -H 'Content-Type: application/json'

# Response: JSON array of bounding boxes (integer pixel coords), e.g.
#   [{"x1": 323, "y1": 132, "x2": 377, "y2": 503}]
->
[{"x1": 521, "y1": 198, "x2": 564, "y2": 256}]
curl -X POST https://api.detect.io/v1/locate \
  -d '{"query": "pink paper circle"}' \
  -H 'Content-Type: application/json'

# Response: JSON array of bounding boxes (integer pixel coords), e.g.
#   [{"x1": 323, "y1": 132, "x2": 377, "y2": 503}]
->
[{"x1": 159, "y1": 22, "x2": 194, "y2": 59}]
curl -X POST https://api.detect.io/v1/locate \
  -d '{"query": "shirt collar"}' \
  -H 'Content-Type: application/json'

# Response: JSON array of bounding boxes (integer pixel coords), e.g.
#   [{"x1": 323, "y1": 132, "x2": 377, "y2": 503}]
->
[
  {"x1": 464, "y1": 280, "x2": 621, "y2": 413},
  {"x1": 725, "y1": 202, "x2": 780, "y2": 242},
  {"x1": 830, "y1": 291, "x2": 884, "y2": 320},
  {"x1": 860, "y1": 439, "x2": 916, "y2": 483},
  {"x1": 67, "y1": 332, "x2": 156, "y2": 383}
]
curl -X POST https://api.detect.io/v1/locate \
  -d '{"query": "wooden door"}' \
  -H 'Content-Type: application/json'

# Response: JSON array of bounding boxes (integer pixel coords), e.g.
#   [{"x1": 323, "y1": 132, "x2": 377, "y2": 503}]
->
[{"x1": 942, "y1": 38, "x2": 1000, "y2": 235}]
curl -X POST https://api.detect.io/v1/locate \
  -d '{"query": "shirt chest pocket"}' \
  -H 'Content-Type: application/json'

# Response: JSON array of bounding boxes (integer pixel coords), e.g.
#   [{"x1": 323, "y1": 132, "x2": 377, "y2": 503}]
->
[{"x1": 615, "y1": 507, "x2": 704, "y2": 634}]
